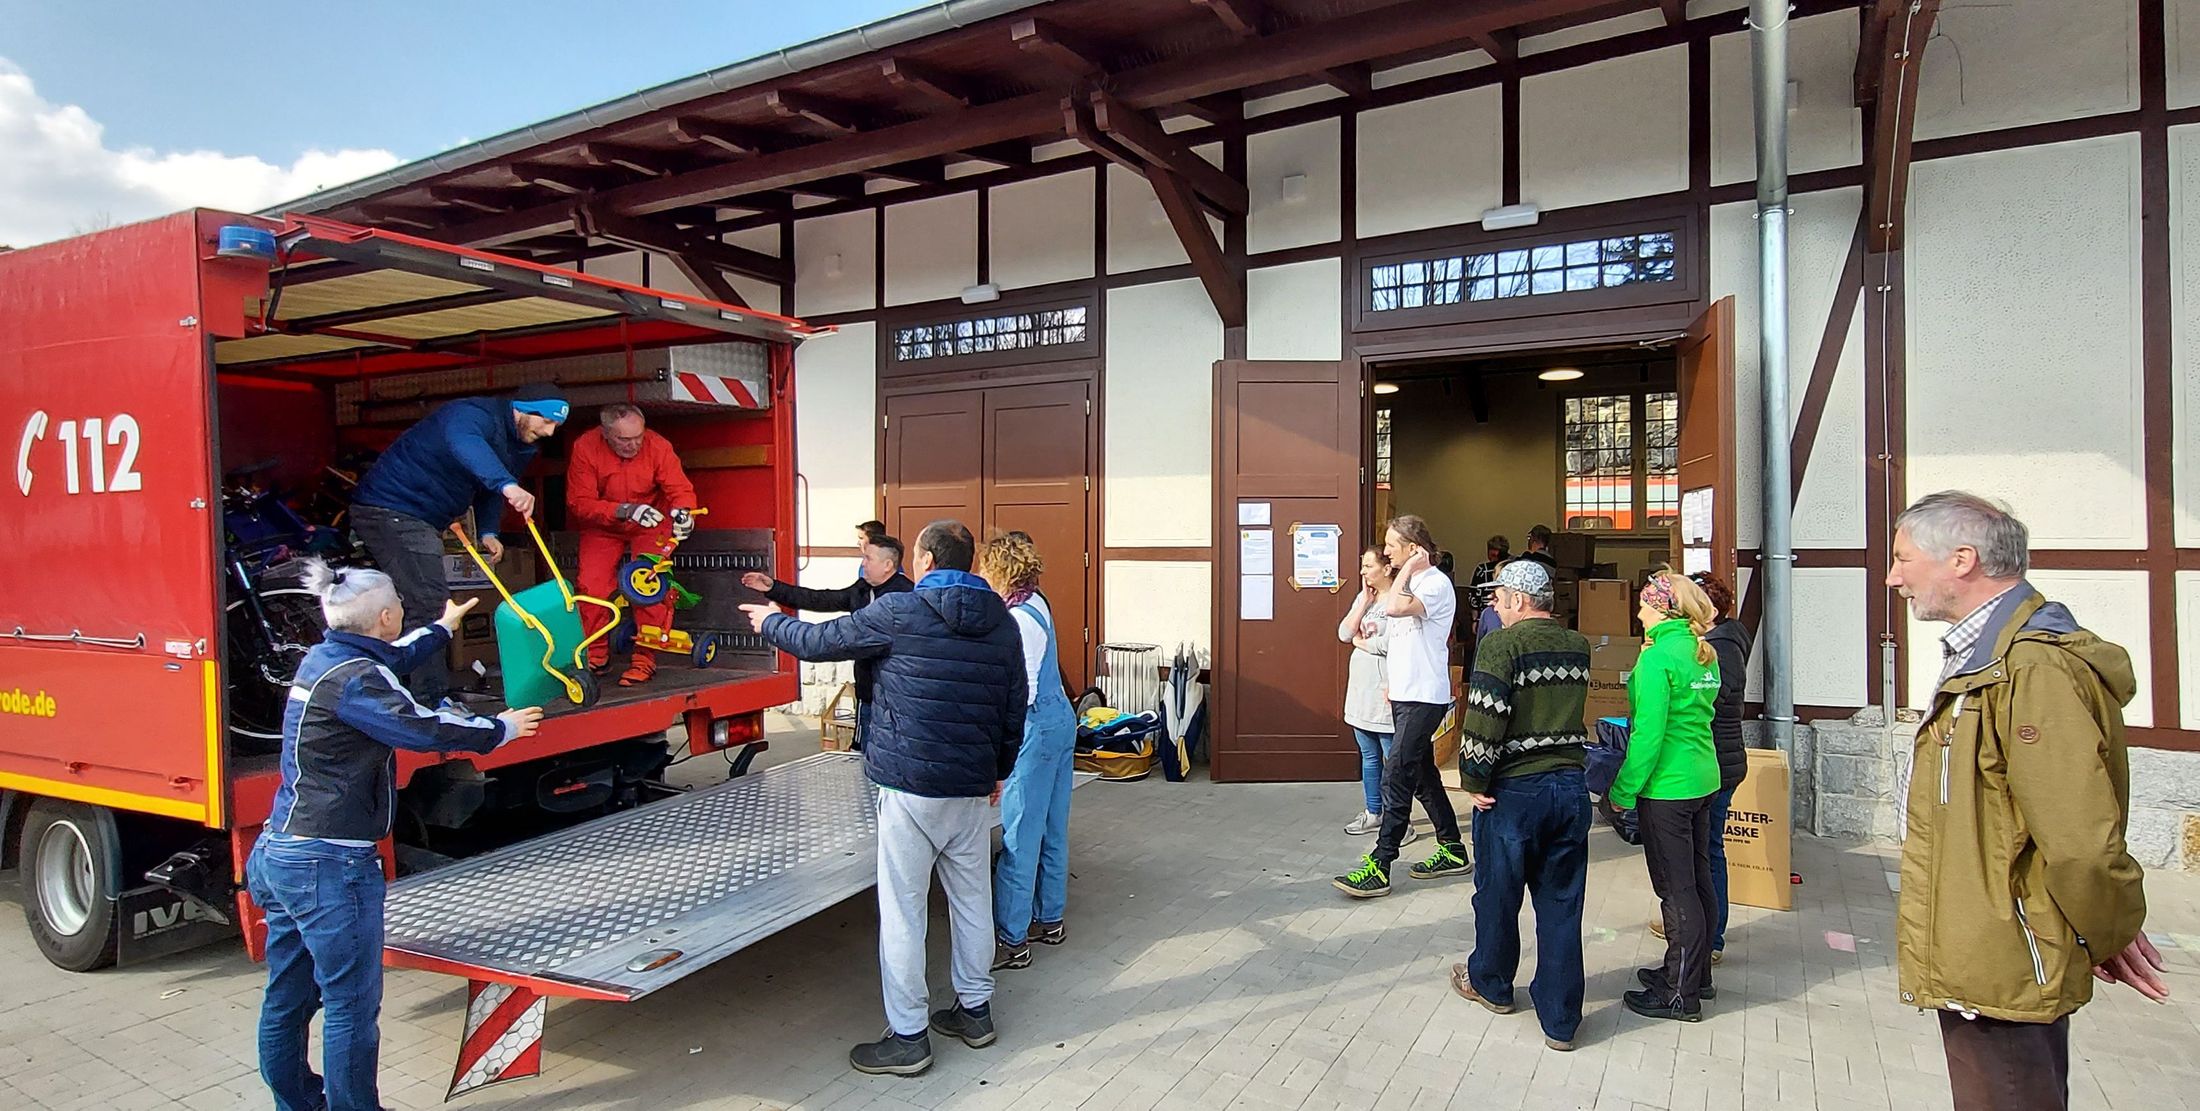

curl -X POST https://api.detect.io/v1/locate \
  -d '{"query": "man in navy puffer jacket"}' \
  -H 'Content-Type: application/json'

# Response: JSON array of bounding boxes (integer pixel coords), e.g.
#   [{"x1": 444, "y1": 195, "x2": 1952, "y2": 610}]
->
[{"x1": 742, "y1": 520, "x2": 1025, "y2": 1077}]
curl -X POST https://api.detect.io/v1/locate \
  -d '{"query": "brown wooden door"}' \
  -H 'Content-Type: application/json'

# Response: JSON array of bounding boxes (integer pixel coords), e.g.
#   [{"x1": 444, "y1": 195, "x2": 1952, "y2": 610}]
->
[
  {"x1": 1213, "y1": 360, "x2": 1362, "y2": 783},
  {"x1": 984, "y1": 379, "x2": 1094, "y2": 691},
  {"x1": 883, "y1": 377, "x2": 1095, "y2": 691},
  {"x1": 883, "y1": 390, "x2": 982, "y2": 544},
  {"x1": 1676, "y1": 296, "x2": 1738, "y2": 586}
]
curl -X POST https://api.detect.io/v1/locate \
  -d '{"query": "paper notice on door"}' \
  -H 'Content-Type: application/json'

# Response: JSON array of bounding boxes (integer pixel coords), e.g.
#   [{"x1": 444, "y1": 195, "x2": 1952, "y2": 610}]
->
[
  {"x1": 1241, "y1": 575, "x2": 1274, "y2": 620},
  {"x1": 1239, "y1": 528, "x2": 1274, "y2": 575},
  {"x1": 1237, "y1": 501, "x2": 1271, "y2": 526},
  {"x1": 1682, "y1": 546, "x2": 1711, "y2": 575},
  {"x1": 1291, "y1": 523, "x2": 1342, "y2": 589},
  {"x1": 1681, "y1": 487, "x2": 1714, "y2": 545}
]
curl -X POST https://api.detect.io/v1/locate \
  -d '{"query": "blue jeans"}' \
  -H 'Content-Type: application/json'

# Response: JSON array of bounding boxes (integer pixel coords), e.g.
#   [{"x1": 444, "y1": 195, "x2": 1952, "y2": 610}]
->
[
  {"x1": 1467, "y1": 768, "x2": 1592, "y2": 1043},
  {"x1": 247, "y1": 837, "x2": 386, "y2": 1111},
  {"x1": 1705, "y1": 783, "x2": 1737, "y2": 952},
  {"x1": 1351, "y1": 728, "x2": 1393, "y2": 813},
  {"x1": 994, "y1": 724, "x2": 1076, "y2": 945}
]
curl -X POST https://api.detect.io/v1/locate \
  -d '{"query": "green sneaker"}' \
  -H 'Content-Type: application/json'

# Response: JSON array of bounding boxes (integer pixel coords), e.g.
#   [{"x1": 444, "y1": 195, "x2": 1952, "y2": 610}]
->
[
  {"x1": 1332, "y1": 855, "x2": 1391, "y2": 898},
  {"x1": 1408, "y1": 842, "x2": 1472, "y2": 880}
]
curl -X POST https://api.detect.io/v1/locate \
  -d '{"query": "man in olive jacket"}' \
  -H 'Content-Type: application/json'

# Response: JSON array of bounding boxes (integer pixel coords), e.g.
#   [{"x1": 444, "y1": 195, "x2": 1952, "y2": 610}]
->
[{"x1": 1887, "y1": 492, "x2": 2167, "y2": 1111}]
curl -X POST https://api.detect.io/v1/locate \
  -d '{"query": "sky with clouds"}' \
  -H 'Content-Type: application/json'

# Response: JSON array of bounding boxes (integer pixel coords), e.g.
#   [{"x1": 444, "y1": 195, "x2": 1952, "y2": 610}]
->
[{"x1": 0, "y1": 0, "x2": 928, "y2": 247}]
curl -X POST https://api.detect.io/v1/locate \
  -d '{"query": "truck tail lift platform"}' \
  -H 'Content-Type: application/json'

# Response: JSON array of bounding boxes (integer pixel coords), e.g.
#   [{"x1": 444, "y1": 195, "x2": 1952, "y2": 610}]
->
[{"x1": 386, "y1": 752, "x2": 1095, "y2": 1098}]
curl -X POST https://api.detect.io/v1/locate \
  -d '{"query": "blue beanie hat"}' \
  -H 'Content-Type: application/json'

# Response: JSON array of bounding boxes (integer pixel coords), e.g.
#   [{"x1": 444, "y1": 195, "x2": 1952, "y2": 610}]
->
[{"x1": 509, "y1": 383, "x2": 569, "y2": 425}]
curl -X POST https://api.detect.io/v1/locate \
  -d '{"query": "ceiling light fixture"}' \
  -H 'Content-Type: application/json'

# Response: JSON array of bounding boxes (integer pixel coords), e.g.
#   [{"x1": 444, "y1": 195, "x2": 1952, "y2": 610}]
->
[
  {"x1": 1372, "y1": 382, "x2": 1400, "y2": 395},
  {"x1": 1538, "y1": 368, "x2": 1585, "y2": 382}
]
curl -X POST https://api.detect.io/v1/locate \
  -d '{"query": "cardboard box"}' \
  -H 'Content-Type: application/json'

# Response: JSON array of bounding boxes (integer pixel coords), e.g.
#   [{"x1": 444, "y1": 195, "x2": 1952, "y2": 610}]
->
[
  {"x1": 1432, "y1": 666, "x2": 1465, "y2": 770},
  {"x1": 445, "y1": 587, "x2": 504, "y2": 674},
  {"x1": 1548, "y1": 531, "x2": 1596, "y2": 570},
  {"x1": 1726, "y1": 748, "x2": 1794, "y2": 911},
  {"x1": 1583, "y1": 636, "x2": 1639, "y2": 727},
  {"x1": 1577, "y1": 578, "x2": 1634, "y2": 638}
]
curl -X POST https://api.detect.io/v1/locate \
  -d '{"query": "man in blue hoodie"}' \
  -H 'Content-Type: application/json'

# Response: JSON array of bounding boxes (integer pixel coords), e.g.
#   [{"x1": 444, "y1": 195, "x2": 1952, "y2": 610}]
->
[
  {"x1": 349, "y1": 384, "x2": 568, "y2": 699},
  {"x1": 250, "y1": 562, "x2": 541, "y2": 1111},
  {"x1": 741, "y1": 520, "x2": 1026, "y2": 1078}
]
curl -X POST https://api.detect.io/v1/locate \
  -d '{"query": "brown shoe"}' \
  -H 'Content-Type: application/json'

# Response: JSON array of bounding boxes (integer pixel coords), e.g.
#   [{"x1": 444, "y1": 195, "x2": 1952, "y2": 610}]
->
[
  {"x1": 1545, "y1": 1037, "x2": 1576, "y2": 1052},
  {"x1": 1449, "y1": 963, "x2": 1515, "y2": 1014},
  {"x1": 1648, "y1": 917, "x2": 1667, "y2": 940}
]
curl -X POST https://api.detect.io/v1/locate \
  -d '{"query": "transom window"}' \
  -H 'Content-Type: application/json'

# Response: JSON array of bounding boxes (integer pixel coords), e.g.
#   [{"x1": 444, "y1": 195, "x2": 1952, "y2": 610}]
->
[
  {"x1": 1369, "y1": 231, "x2": 1677, "y2": 313},
  {"x1": 1562, "y1": 389, "x2": 1679, "y2": 532},
  {"x1": 892, "y1": 305, "x2": 1089, "y2": 362}
]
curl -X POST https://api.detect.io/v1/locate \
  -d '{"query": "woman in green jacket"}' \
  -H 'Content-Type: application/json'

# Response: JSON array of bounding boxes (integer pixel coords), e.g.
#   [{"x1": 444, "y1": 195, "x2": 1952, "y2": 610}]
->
[{"x1": 1611, "y1": 571, "x2": 1723, "y2": 1022}]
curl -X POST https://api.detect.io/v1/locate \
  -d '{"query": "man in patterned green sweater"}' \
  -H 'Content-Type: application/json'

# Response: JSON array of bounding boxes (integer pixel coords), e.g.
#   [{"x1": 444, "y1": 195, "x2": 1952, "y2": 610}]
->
[{"x1": 1445, "y1": 560, "x2": 1595, "y2": 1051}]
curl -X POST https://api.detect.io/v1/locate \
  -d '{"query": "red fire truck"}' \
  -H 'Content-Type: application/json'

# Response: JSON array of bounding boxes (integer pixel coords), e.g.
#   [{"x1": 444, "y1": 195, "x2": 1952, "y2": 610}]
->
[{"x1": 0, "y1": 210, "x2": 817, "y2": 973}]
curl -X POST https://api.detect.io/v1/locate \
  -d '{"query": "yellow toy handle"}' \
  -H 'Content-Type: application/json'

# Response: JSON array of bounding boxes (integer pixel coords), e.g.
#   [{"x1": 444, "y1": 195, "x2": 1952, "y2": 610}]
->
[
  {"x1": 450, "y1": 520, "x2": 586, "y2": 706},
  {"x1": 523, "y1": 515, "x2": 575, "y2": 609}
]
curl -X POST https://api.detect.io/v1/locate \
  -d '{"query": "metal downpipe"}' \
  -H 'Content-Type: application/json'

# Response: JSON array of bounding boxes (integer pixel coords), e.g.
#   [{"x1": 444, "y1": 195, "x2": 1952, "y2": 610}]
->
[{"x1": 1751, "y1": 0, "x2": 1795, "y2": 751}]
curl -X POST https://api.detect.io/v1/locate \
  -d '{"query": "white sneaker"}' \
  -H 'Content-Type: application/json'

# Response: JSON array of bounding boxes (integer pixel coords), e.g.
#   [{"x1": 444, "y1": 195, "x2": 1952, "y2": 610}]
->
[{"x1": 1345, "y1": 811, "x2": 1380, "y2": 835}]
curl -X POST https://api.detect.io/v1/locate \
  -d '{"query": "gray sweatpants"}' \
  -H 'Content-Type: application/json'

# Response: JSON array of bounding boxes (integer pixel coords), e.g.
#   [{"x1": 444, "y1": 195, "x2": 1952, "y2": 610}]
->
[{"x1": 876, "y1": 788, "x2": 995, "y2": 1037}]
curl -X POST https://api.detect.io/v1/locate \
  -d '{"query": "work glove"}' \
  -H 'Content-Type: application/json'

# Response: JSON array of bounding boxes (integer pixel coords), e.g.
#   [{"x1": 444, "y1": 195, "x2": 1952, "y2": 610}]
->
[
  {"x1": 670, "y1": 508, "x2": 695, "y2": 541},
  {"x1": 617, "y1": 503, "x2": 666, "y2": 528}
]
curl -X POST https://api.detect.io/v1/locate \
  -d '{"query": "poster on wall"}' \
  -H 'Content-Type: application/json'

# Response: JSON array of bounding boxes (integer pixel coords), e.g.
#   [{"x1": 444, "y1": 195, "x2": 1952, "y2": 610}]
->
[
  {"x1": 1241, "y1": 575, "x2": 1274, "y2": 620},
  {"x1": 1239, "y1": 529, "x2": 1273, "y2": 575},
  {"x1": 1290, "y1": 523, "x2": 1342, "y2": 590}
]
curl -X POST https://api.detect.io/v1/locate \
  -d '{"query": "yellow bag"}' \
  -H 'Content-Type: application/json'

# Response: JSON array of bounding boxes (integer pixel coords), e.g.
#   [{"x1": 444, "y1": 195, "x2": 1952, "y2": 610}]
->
[{"x1": 1075, "y1": 735, "x2": 1156, "y2": 781}]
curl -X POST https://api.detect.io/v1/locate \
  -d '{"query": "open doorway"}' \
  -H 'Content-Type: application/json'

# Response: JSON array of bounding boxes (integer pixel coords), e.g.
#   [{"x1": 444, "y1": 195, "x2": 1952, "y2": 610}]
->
[{"x1": 1369, "y1": 343, "x2": 1686, "y2": 655}]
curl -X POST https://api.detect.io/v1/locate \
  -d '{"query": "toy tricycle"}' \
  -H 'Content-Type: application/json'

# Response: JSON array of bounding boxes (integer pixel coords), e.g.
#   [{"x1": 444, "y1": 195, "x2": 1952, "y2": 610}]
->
[{"x1": 608, "y1": 508, "x2": 729, "y2": 669}]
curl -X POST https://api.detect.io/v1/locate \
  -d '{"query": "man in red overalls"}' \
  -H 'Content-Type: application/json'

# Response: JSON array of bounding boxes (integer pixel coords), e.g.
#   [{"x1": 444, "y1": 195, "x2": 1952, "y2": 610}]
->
[{"x1": 566, "y1": 404, "x2": 697, "y2": 686}]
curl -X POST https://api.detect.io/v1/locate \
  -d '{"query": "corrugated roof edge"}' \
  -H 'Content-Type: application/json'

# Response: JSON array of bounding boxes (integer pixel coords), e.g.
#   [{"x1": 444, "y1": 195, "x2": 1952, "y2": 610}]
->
[{"x1": 262, "y1": 0, "x2": 1053, "y2": 219}]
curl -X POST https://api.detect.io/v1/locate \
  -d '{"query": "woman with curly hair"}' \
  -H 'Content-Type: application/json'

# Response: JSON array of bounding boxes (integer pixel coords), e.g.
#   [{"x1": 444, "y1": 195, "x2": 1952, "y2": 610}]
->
[{"x1": 978, "y1": 531, "x2": 1079, "y2": 971}]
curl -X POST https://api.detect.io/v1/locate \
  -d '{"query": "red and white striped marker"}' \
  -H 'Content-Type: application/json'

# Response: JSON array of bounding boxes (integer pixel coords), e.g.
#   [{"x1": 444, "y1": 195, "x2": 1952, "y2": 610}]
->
[
  {"x1": 670, "y1": 371, "x2": 760, "y2": 408},
  {"x1": 447, "y1": 979, "x2": 547, "y2": 1099}
]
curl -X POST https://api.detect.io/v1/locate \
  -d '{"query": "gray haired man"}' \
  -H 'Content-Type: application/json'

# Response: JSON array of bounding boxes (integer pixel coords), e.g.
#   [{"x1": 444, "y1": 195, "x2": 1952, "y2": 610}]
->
[{"x1": 1886, "y1": 491, "x2": 2166, "y2": 1111}]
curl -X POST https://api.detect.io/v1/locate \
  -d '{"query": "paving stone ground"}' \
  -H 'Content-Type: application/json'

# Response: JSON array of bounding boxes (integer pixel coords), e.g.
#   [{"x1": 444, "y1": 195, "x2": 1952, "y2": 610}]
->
[{"x1": 4, "y1": 715, "x2": 2197, "y2": 1110}]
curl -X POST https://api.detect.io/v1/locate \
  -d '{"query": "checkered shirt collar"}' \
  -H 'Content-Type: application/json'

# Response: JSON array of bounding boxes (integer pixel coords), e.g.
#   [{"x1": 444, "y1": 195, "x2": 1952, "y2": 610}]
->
[{"x1": 1939, "y1": 586, "x2": 2018, "y2": 681}]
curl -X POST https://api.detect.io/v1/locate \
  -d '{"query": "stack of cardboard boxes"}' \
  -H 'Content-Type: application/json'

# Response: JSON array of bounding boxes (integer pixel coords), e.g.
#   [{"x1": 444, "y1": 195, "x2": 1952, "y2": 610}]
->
[
  {"x1": 442, "y1": 545, "x2": 539, "y2": 683},
  {"x1": 1540, "y1": 532, "x2": 1640, "y2": 729}
]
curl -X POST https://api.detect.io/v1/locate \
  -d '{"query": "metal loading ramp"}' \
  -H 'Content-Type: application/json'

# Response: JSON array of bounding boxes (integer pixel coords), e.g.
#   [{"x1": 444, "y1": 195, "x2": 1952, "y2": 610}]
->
[{"x1": 383, "y1": 750, "x2": 1093, "y2": 1097}]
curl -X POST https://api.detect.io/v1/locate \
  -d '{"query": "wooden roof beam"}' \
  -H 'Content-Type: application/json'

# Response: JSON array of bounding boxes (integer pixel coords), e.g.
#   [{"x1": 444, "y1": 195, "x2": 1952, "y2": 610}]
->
[
  {"x1": 514, "y1": 162, "x2": 601, "y2": 195},
  {"x1": 1863, "y1": 0, "x2": 1942, "y2": 252},
  {"x1": 668, "y1": 117, "x2": 778, "y2": 156},
  {"x1": 769, "y1": 89, "x2": 867, "y2": 135},
  {"x1": 1192, "y1": 0, "x2": 1268, "y2": 39},
  {"x1": 1318, "y1": 62, "x2": 1373, "y2": 101},
  {"x1": 428, "y1": 185, "x2": 521, "y2": 214},
  {"x1": 573, "y1": 202, "x2": 793, "y2": 285},
  {"x1": 445, "y1": 0, "x2": 1616, "y2": 243},
  {"x1": 1085, "y1": 91, "x2": 1247, "y2": 216},
  {"x1": 1151, "y1": 165, "x2": 1242, "y2": 327},
  {"x1": 864, "y1": 159, "x2": 948, "y2": 186},
  {"x1": 581, "y1": 142, "x2": 677, "y2": 177},
  {"x1": 1468, "y1": 27, "x2": 1518, "y2": 65},
  {"x1": 881, "y1": 57, "x2": 979, "y2": 111},
  {"x1": 1175, "y1": 93, "x2": 1244, "y2": 126},
  {"x1": 1656, "y1": 0, "x2": 1686, "y2": 28},
  {"x1": 789, "y1": 175, "x2": 870, "y2": 202},
  {"x1": 357, "y1": 203, "x2": 444, "y2": 232},
  {"x1": 1013, "y1": 18, "x2": 1110, "y2": 80},
  {"x1": 961, "y1": 140, "x2": 1033, "y2": 168}
]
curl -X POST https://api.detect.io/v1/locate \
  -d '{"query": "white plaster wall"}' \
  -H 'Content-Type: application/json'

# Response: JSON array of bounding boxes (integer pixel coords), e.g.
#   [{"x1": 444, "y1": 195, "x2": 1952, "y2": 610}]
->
[
  {"x1": 885, "y1": 193, "x2": 978, "y2": 306},
  {"x1": 1521, "y1": 46, "x2": 1688, "y2": 212},
  {"x1": 1247, "y1": 119, "x2": 1341, "y2": 254},
  {"x1": 1906, "y1": 570, "x2": 2154, "y2": 727},
  {"x1": 1373, "y1": 50, "x2": 1491, "y2": 90},
  {"x1": 722, "y1": 225, "x2": 785, "y2": 310},
  {"x1": 1246, "y1": 259, "x2": 1341, "y2": 361},
  {"x1": 989, "y1": 170, "x2": 1096, "y2": 291},
  {"x1": 1105, "y1": 279, "x2": 1219, "y2": 546},
  {"x1": 1520, "y1": 9, "x2": 1666, "y2": 55},
  {"x1": 1107, "y1": 146, "x2": 1224, "y2": 274},
  {"x1": 1710, "y1": 11, "x2": 1862, "y2": 185},
  {"x1": 1912, "y1": 0, "x2": 2139, "y2": 141},
  {"x1": 794, "y1": 210, "x2": 875, "y2": 317},
  {"x1": 1356, "y1": 86, "x2": 1503, "y2": 239},
  {"x1": 2179, "y1": 571, "x2": 2200, "y2": 729},
  {"x1": 2172, "y1": 126, "x2": 2200, "y2": 544},
  {"x1": 1102, "y1": 561, "x2": 1212, "y2": 653},
  {"x1": 1710, "y1": 188, "x2": 1867, "y2": 550},
  {"x1": 792, "y1": 322, "x2": 876, "y2": 550},
  {"x1": 793, "y1": 556, "x2": 861, "y2": 623},
  {"x1": 1907, "y1": 137, "x2": 2146, "y2": 550},
  {"x1": 1740, "y1": 566, "x2": 1871, "y2": 709},
  {"x1": 580, "y1": 246, "x2": 644, "y2": 285},
  {"x1": 2176, "y1": 0, "x2": 2200, "y2": 109}
]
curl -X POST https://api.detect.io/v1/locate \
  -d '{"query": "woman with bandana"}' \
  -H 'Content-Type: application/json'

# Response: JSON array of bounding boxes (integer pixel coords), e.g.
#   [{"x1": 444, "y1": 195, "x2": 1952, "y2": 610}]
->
[{"x1": 1608, "y1": 571, "x2": 1723, "y2": 1023}]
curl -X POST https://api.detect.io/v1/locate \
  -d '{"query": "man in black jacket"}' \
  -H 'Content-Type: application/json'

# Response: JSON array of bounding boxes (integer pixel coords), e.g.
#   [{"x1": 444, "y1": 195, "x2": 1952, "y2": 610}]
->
[
  {"x1": 741, "y1": 520, "x2": 1025, "y2": 1077},
  {"x1": 742, "y1": 534, "x2": 912, "y2": 750}
]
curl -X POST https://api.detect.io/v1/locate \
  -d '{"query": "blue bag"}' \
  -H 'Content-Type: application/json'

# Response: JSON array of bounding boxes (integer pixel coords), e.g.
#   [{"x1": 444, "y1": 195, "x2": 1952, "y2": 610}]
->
[{"x1": 1586, "y1": 717, "x2": 1642, "y2": 845}]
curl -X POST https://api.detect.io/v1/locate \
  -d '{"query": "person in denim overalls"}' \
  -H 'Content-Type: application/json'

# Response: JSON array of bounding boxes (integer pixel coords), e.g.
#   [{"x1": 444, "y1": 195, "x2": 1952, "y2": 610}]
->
[{"x1": 980, "y1": 532, "x2": 1079, "y2": 970}]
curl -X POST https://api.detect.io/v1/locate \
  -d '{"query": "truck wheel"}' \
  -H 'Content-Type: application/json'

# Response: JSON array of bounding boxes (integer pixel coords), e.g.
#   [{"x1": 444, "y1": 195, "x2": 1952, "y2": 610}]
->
[{"x1": 20, "y1": 799, "x2": 120, "y2": 971}]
